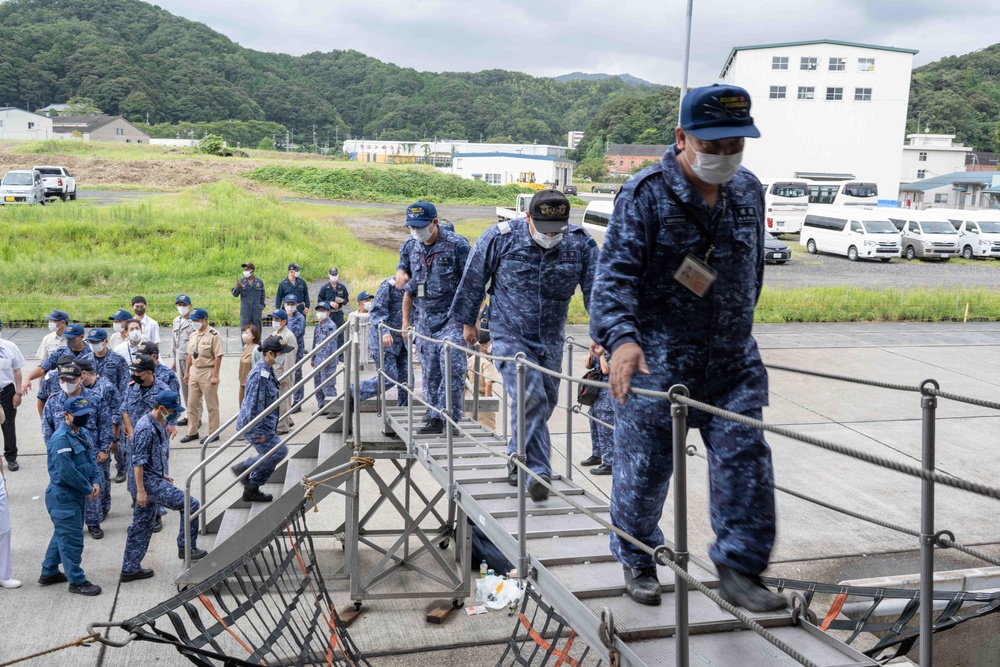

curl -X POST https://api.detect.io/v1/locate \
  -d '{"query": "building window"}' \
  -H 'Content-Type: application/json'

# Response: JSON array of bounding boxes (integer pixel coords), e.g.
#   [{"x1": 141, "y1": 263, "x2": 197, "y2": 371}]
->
[
  {"x1": 918, "y1": 152, "x2": 927, "y2": 162},
  {"x1": 934, "y1": 194, "x2": 948, "y2": 203},
  {"x1": 772, "y1": 56, "x2": 788, "y2": 70},
  {"x1": 27, "y1": 122, "x2": 35, "y2": 129},
  {"x1": 800, "y1": 57, "x2": 817, "y2": 71},
  {"x1": 854, "y1": 88, "x2": 872, "y2": 101},
  {"x1": 116, "y1": 128, "x2": 124, "y2": 135},
  {"x1": 619, "y1": 160, "x2": 624, "y2": 167},
  {"x1": 484, "y1": 173, "x2": 501, "y2": 185},
  {"x1": 917, "y1": 170, "x2": 927, "y2": 179},
  {"x1": 769, "y1": 86, "x2": 786, "y2": 99},
  {"x1": 829, "y1": 57, "x2": 846, "y2": 71},
  {"x1": 826, "y1": 87, "x2": 843, "y2": 101},
  {"x1": 858, "y1": 57, "x2": 876, "y2": 72},
  {"x1": 797, "y1": 86, "x2": 815, "y2": 100}
]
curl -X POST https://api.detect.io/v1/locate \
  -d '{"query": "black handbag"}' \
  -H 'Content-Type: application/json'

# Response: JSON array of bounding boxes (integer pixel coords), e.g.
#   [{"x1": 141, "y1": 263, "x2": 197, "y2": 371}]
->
[{"x1": 577, "y1": 366, "x2": 603, "y2": 406}]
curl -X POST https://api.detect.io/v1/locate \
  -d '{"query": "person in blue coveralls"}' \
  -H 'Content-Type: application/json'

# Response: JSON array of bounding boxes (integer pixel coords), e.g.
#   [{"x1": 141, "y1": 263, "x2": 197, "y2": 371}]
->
[
  {"x1": 232, "y1": 335, "x2": 295, "y2": 502},
  {"x1": 120, "y1": 390, "x2": 206, "y2": 582},
  {"x1": 398, "y1": 201, "x2": 471, "y2": 435},
  {"x1": 311, "y1": 302, "x2": 339, "y2": 415},
  {"x1": 39, "y1": 395, "x2": 102, "y2": 596},
  {"x1": 85, "y1": 327, "x2": 129, "y2": 483},
  {"x1": 588, "y1": 84, "x2": 786, "y2": 612},
  {"x1": 351, "y1": 279, "x2": 409, "y2": 407},
  {"x1": 282, "y1": 294, "x2": 308, "y2": 411},
  {"x1": 450, "y1": 189, "x2": 597, "y2": 502}
]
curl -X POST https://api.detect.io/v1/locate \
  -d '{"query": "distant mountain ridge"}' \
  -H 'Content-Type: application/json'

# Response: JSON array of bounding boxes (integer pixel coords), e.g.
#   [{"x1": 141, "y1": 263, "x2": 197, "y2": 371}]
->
[{"x1": 554, "y1": 72, "x2": 657, "y2": 87}]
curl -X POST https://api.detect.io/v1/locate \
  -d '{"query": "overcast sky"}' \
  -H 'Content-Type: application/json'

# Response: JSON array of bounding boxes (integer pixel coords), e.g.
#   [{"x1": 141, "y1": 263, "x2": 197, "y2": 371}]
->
[{"x1": 152, "y1": 0, "x2": 998, "y2": 86}]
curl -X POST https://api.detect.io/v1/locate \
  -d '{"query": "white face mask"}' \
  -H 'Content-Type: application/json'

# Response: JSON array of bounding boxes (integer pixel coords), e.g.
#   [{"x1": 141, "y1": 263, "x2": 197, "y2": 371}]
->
[
  {"x1": 48, "y1": 321, "x2": 58, "y2": 332},
  {"x1": 177, "y1": 305, "x2": 190, "y2": 316},
  {"x1": 284, "y1": 305, "x2": 296, "y2": 313},
  {"x1": 688, "y1": 148, "x2": 743, "y2": 185},
  {"x1": 532, "y1": 229, "x2": 563, "y2": 249},
  {"x1": 113, "y1": 322, "x2": 124, "y2": 333},
  {"x1": 317, "y1": 311, "x2": 328, "y2": 321},
  {"x1": 241, "y1": 332, "x2": 253, "y2": 343},
  {"x1": 410, "y1": 226, "x2": 433, "y2": 243},
  {"x1": 272, "y1": 321, "x2": 283, "y2": 330},
  {"x1": 243, "y1": 270, "x2": 252, "y2": 278},
  {"x1": 60, "y1": 380, "x2": 80, "y2": 394},
  {"x1": 292, "y1": 270, "x2": 300, "y2": 278},
  {"x1": 89, "y1": 342, "x2": 105, "y2": 354},
  {"x1": 128, "y1": 330, "x2": 141, "y2": 342},
  {"x1": 329, "y1": 276, "x2": 338, "y2": 284}
]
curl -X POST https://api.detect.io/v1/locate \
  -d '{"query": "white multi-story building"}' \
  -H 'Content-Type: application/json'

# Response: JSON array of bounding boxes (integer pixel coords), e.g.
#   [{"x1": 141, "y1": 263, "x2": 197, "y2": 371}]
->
[
  {"x1": 900, "y1": 133, "x2": 972, "y2": 185},
  {"x1": 721, "y1": 39, "x2": 917, "y2": 203},
  {"x1": 567, "y1": 131, "x2": 585, "y2": 150},
  {"x1": 0, "y1": 107, "x2": 53, "y2": 140},
  {"x1": 445, "y1": 152, "x2": 574, "y2": 188}
]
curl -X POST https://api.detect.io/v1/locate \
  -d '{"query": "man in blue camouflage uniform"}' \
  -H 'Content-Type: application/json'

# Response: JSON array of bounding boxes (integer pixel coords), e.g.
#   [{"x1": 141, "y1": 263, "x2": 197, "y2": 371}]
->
[
  {"x1": 311, "y1": 302, "x2": 339, "y2": 414},
  {"x1": 136, "y1": 341, "x2": 180, "y2": 393},
  {"x1": 282, "y1": 294, "x2": 308, "y2": 409},
  {"x1": 589, "y1": 84, "x2": 785, "y2": 612},
  {"x1": 39, "y1": 395, "x2": 102, "y2": 596},
  {"x1": 121, "y1": 390, "x2": 206, "y2": 582},
  {"x1": 233, "y1": 335, "x2": 294, "y2": 502},
  {"x1": 22, "y1": 324, "x2": 94, "y2": 407},
  {"x1": 398, "y1": 201, "x2": 471, "y2": 434},
  {"x1": 451, "y1": 190, "x2": 597, "y2": 501},
  {"x1": 41, "y1": 362, "x2": 102, "y2": 447},
  {"x1": 86, "y1": 328, "x2": 129, "y2": 482},
  {"x1": 79, "y1": 358, "x2": 120, "y2": 538},
  {"x1": 35, "y1": 352, "x2": 74, "y2": 417},
  {"x1": 353, "y1": 277, "x2": 408, "y2": 406}
]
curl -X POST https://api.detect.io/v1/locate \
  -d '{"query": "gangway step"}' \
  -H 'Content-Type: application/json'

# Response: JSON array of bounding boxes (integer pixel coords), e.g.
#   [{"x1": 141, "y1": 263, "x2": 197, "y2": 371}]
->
[
  {"x1": 442, "y1": 455, "x2": 510, "y2": 469},
  {"x1": 495, "y1": 511, "x2": 612, "y2": 539},
  {"x1": 547, "y1": 560, "x2": 717, "y2": 599},
  {"x1": 526, "y1": 533, "x2": 616, "y2": 566},
  {"x1": 464, "y1": 477, "x2": 581, "y2": 500},
  {"x1": 249, "y1": 483, "x2": 284, "y2": 519},
  {"x1": 214, "y1": 506, "x2": 251, "y2": 546},
  {"x1": 477, "y1": 492, "x2": 608, "y2": 518},
  {"x1": 282, "y1": 457, "x2": 318, "y2": 495}
]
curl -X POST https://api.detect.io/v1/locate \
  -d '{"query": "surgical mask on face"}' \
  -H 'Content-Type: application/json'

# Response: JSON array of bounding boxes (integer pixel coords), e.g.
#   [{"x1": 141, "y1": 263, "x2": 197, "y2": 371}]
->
[
  {"x1": 410, "y1": 226, "x2": 433, "y2": 243},
  {"x1": 284, "y1": 305, "x2": 296, "y2": 314},
  {"x1": 128, "y1": 330, "x2": 141, "y2": 342},
  {"x1": 89, "y1": 342, "x2": 105, "y2": 354},
  {"x1": 243, "y1": 270, "x2": 252, "y2": 278},
  {"x1": 48, "y1": 321, "x2": 58, "y2": 332},
  {"x1": 317, "y1": 311, "x2": 328, "y2": 321},
  {"x1": 72, "y1": 413, "x2": 90, "y2": 429},
  {"x1": 532, "y1": 230, "x2": 563, "y2": 249},
  {"x1": 329, "y1": 276, "x2": 338, "y2": 284},
  {"x1": 292, "y1": 270, "x2": 300, "y2": 278},
  {"x1": 177, "y1": 305, "x2": 190, "y2": 316},
  {"x1": 272, "y1": 321, "x2": 282, "y2": 330},
  {"x1": 60, "y1": 380, "x2": 80, "y2": 394},
  {"x1": 688, "y1": 148, "x2": 743, "y2": 185},
  {"x1": 241, "y1": 332, "x2": 253, "y2": 344},
  {"x1": 113, "y1": 322, "x2": 123, "y2": 333}
]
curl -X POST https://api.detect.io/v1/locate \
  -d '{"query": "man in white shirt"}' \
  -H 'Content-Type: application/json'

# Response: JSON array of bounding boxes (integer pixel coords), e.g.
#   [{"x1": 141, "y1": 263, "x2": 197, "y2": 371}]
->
[
  {"x1": 171, "y1": 295, "x2": 198, "y2": 425},
  {"x1": 0, "y1": 320, "x2": 26, "y2": 472},
  {"x1": 131, "y1": 296, "x2": 160, "y2": 344},
  {"x1": 36, "y1": 309, "x2": 69, "y2": 361},
  {"x1": 114, "y1": 320, "x2": 148, "y2": 365}
]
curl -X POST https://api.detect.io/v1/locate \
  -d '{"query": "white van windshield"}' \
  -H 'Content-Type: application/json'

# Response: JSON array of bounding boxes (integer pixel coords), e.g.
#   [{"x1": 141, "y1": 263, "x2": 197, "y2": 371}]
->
[
  {"x1": 922, "y1": 220, "x2": 957, "y2": 234},
  {"x1": 978, "y1": 221, "x2": 1000, "y2": 233},
  {"x1": 862, "y1": 220, "x2": 897, "y2": 234},
  {"x1": 2, "y1": 173, "x2": 32, "y2": 186}
]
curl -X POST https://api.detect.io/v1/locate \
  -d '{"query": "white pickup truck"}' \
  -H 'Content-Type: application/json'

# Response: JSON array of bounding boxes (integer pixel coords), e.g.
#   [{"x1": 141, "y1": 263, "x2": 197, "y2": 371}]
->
[
  {"x1": 33, "y1": 165, "x2": 77, "y2": 201},
  {"x1": 496, "y1": 193, "x2": 534, "y2": 222}
]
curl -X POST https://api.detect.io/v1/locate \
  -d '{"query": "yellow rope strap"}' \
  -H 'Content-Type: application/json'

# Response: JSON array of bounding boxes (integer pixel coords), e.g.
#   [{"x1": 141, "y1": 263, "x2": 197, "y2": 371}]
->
[
  {"x1": 0, "y1": 631, "x2": 103, "y2": 666},
  {"x1": 302, "y1": 456, "x2": 375, "y2": 512}
]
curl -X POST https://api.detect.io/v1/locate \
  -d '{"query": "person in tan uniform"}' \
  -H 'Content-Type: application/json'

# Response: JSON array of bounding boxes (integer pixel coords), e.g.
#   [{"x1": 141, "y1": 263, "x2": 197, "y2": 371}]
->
[
  {"x1": 268, "y1": 309, "x2": 298, "y2": 434},
  {"x1": 180, "y1": 309, "x2": 222, "y2": 444}
]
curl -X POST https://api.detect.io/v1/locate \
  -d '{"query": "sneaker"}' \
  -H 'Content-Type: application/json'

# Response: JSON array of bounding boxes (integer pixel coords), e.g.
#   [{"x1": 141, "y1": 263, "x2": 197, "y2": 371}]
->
[
  {"x1": 717, "y1": 564, "x2": 788, "y2": 613},
  {"x1": 6, "y1": 460, "x2": 19, "y2": 472},
  {"x1": 623, "y1": 565, "x2": 662, "y2": 606},
  {"x1": 580, "y1": 455, "x2": 602, "y2": 467},
  {"x1": 417, "y1": 418, "x2": 444, "y2": 435},
  {"x1": 152, "y1": 515, "x2": 163, "y2": 533},
  {"x1": 590, "y1": 463, "x2": 613, "y2": 476},
  {"x1": 528, "y1": 474, "x2": 551, "y2": 502},
  {"x1": 38, "y1": 572, "x2": 68, "y2": 586},
  {"x1": 0, "y1": 578, "x2": 22, "y2": 589},
  {"x1": 242, "y1": 487, "x2": 273, "y2": 503},
  {"x1": 68, "y1": 581, "x2": 102, "y2": 596},
  {"x1": 87, "y1": 525, "x2": 104, "y2": 540},
  {"x1": 180, "y1": 547, "x2": 208, "y2": 561},
  {"x1": 119, "y1": 568, "x2": 154, "y2": 582},
  {"x1": 179, "y1": 434, "x2": 200, "y2": 443},
  {"x1": 114, "y1": 471, "x2": 126, "y2": 484}
]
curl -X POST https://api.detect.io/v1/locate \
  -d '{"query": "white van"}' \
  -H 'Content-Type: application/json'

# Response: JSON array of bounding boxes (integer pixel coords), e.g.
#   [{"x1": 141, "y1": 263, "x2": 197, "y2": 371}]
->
[
  {"x1": 806, "y1": 181, "x2": 879, "y2": 207},
  {"x1": 800, "y1": 205, "x2": 901, "y2": 262},
  {"x1": 760, "y1": 179, "x2": 809, "y2": 234},
  {"x1": 581, "y1": 200, "x2": 613, "y2": 247},
  {"x1": 928, "y1": 209, "x2": 1000, "y2": 259},
  {"x1": 885, "y1": 210, "x2": 961, "y2": 260}
]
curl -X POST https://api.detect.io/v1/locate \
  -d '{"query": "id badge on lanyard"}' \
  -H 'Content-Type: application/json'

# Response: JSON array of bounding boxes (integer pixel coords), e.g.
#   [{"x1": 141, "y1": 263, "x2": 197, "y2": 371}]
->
[
  {"x1": 417, "y1": 250, "x2": 434, "y2": 299},
  {"x1": 669, "y1": 188, "x2": 726, "y2": 298}
]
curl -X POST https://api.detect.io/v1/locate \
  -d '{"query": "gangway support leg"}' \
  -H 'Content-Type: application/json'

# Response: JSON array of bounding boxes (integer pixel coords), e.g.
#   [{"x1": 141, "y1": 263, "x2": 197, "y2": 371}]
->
[
  {"x1": 670, "y1": 384, "x2": 690, "y2": 667},
  {"x1": 919, "y1": 379, "x2": 939, "y2": 667}
]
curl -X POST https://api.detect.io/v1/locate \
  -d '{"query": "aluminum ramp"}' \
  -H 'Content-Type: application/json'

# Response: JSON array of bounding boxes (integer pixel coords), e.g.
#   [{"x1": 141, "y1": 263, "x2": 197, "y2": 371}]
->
[{"x1": 385, "y1": 405, "x2": 876, "y2": 667}]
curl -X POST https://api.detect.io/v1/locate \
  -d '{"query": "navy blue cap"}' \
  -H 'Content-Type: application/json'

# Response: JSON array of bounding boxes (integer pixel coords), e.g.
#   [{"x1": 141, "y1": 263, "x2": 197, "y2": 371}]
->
[
  {"x1": 405, "y1": 201, "x2": 437, "y2": 228},
  {"x1": 46, "y1": 309, "x2": 69, "y2": 322},
  {"x1": 282, "y1": 294, "x2": 298, "y2": 304},
  {"x1": 261, "y1": 334, "x2": 294, "y2": 354},
  {"x1": 57, "y1": 361, "x2": 82, "y2": 379},
  {"x1": 128, "y1": 354, "x2": 156, "y2": 372},
  {"x1": 75, "y1": 358, "x2": 95, "y2": 372},
  {"x1": 85, "y1": 328, "x2": 108, "y2": 342},
  {"x1": 64, "y1": 395, "x2": 95, "y2": 416},
  {"x1": 109, "y1": 309, "x2": 132, "y2": 321},
  {"x1": 137, "y1": 341, "x2": 159, "y2": 356},
  {"x1": 175, "y1": 294, "x2": 192, "y2": 305},
  {"x1": 270, "y1": 309, "x2": 288, "y2": 321},
  {"x1": 358, "y1": 291, "x2": 373, "y2": 302},
  {"x1": 155, "y1": 390, "x2": 185, "y2": 413},
  {"x1": 190, "y1": 308, "x2": 208, "y2": 321},
  {"x1": 288, "y1": 262, "x2": 301, "y2": 271},
  {"x1": 63, "y1": 323, "x2": 85, "y2": 339},
  {"x1": 315, "y1": 301, "x2": 331, "y2": 311},
  {"x1": 680, "y1": 84, "x2": 760, "y2": 141}
]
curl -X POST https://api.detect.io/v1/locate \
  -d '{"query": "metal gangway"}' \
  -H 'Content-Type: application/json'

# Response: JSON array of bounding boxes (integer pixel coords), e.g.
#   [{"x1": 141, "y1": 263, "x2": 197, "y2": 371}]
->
[{"x1": 173, "y1": 319, "x2": 1000, "y2": 667}]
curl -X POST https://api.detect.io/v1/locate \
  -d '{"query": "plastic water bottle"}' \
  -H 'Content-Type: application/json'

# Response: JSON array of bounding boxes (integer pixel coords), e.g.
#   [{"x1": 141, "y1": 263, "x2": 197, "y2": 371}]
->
[
  {"x1": 480, "y1": 560, "x2": 488, "y2": 578},
  {"x1": 487, "y1": 568, "x2": 495, "y2": 577}
]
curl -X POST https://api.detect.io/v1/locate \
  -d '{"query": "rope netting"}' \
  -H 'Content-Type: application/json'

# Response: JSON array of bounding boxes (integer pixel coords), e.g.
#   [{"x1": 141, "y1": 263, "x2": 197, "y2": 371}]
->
[{"x1": 496, "y1": 584, "x2": 603, "y2": 667}]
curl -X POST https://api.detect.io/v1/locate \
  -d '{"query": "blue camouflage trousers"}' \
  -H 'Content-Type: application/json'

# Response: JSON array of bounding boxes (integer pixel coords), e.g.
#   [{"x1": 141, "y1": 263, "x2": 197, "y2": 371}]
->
[
  {"x1": 114, "y1": 446, "x2": 126, "y2": 475},
  {"x1": 358, "y1": 345, "x2": 409, "y2": 406},
  {"x1": 314, "y1": 357, "x2": 339, "y2": 408},
  {"x1": 242, "y1": 434, "x2": 288, "y2": 487},
  {"x1": 122, "y1": 479, "x2": 199, "y2": 574},
  {"x1": 610, "y1": 399, "x2": 775, "y2": 574},
  {"x1": 85, "y1": 457, "x2": 111, "y2": 527},
  {"x1": 293, "y1": 345, "x2": 305, "y2": 404},
  {"x1": 496, "y1": 350, "x2": 561, "y2": 481},
  {"x1": 42, "y1": 487, "x2": 87, "y2": 585},
  {"x1": 588, "y1": 388, "x2": 615, "y2": 466},
  {"x1": 417, "y1": 333, "x2": 466, "y2": 422}
]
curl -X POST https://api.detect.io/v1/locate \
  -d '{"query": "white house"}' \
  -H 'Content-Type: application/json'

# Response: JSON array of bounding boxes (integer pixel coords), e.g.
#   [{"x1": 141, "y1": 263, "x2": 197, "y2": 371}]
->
[
  {"x1": 900, "y1": 133, "x2": 972, "y2": 185},
  {"x1": 721, "y1": 39, "x2": 917, "y2": 203},
  {"x1": 899, "y1": 172, "x2": 999, "y2": 210},
  {"x1": 0, "y1": 107, "x2": 53, "y2": 140},
  {"x1": 445, "y1": 153, "x2": 575, "y2": 188}
]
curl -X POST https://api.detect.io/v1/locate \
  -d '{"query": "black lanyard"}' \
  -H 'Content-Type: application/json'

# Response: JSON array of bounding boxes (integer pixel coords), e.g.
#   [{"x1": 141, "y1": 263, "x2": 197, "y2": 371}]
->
[{"x1": 662, "y1": 179, "x2": 728, "y2": 261}]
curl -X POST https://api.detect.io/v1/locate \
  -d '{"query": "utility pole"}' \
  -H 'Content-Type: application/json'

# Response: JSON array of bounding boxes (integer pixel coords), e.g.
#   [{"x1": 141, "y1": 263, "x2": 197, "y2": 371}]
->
[
  {"x1": 286, "y1": 130, "x2": 290, "y2": 152},
  {"x1": 313, "y1": 124, "x2": 317, "y2": 154},
  {"x1": 678, "y1": 0, "x2": 694, "y2": 123}
]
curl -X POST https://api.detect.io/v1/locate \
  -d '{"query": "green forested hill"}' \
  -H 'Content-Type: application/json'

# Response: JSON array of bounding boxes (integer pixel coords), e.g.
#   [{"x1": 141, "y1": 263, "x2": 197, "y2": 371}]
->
[{"x1": 0, "y1": 0, "x2": 652, "y2": 144}]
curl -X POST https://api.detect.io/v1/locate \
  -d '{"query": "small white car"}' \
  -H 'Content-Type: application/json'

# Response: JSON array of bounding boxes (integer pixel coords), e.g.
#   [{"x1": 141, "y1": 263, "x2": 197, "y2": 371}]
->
[{"x1": 0, "y1": 170, "x2": 45, "y2": 205}]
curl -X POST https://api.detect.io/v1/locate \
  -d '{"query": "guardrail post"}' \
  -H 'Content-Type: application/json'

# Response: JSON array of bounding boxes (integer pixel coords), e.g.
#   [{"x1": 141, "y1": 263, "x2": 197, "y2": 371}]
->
[
  {"x1": 668, "y1": 384, "x2": 690, "y2": 667},
  {"x1": 352, "y1": 321, "x2": 361, "y2": 447},
  {"x1": 444, "y1": 340, "x2": 456, "y2": 528},
  {"x1": 516, "y1": 354, "x2": 528, "y2": 579},
  {"x1": 565, "y1": 337, "x2": 575, "y2": 481},
  {"x1": 472, "y1": 343, "x2": 481, "y2": 422},
  {"x1": 919, "y1": 379, "x2": 939, "y2": 667},
  {"x1": 378, "y1": 323, "x2": 388, "y2": 433},
  {"x1": 342, "y1": 342, "x2": 352, "y2": 447},
  {"x1": 407, "y1": 329, "x2": 415, "y2": 455}
]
